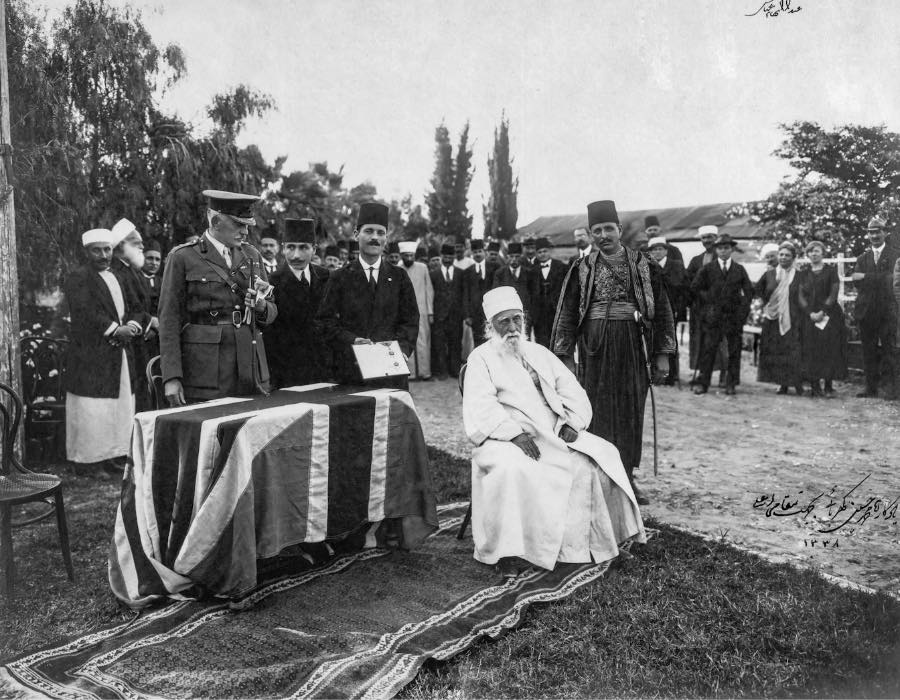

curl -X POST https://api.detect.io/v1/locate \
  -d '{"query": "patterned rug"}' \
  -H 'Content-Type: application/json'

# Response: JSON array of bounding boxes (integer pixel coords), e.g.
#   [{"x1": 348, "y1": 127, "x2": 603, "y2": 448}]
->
[{"x1": 1, "y1": 504, "x2": 644, "y2": 699}]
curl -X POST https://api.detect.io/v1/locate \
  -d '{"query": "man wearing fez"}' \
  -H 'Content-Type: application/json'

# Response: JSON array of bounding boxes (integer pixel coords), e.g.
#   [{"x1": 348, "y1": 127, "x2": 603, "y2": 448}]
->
[
  {"x1": 484, "y1": 241, "x2": 500, "y2": 266},
  {"x1": 336, "y1": 239, "x2": 349, "y2": 266},
  {"x1": 259, "y1": 233, "x2": 281, "y2": 276},
  {"x1": 399, "y1": 241, "x2": 435, "y2": 380},
  {"x1": 531, "y1": 237, "x2": 568, "y2": 348},
  {"x1": 690, "y1": 233, "x2": 754, "y2": 396},
  {"x1": 551, "y1": 200, "x2": 676, "y2": 505},
  {"x1": 429, "y1": 243, "x2": 466, "y2": 378},
  {"x1": 492, "y1": 241, "x2": 538, "y2": 337},
  {"x1": 64, "y1": 229, "x2": 144, "y2": 472},
  {"x1": 323, "y1": 245, "x2": 342, "y2": 271},
  {"x1": 110, "y1": 218, "x2": 156, "y2": 411},
  {"x1": 386, "y1": 241, "x2": 401, "y2": 266},
  {"x1": 686, "y1": 225, "x2": 728, "y2": 383},
  {"x1": 266, "y1": 219, "x2": 331, "y2": 389},
  {"x1": 854, "y1": 216, "x2": 900, "y2": 398},
  {"x1": 453, "y1": 241, "x2": 473, "y2": 271},
  {"x1": 347, "y1": 239, "x2": 360, "y2": 264},
  {"x1": 463, "y1": 287, "x2": 646, "y2": 579},
  {"x1": 463, "y1": 239, "x2": 499, "y2": 348},
  {"x1": 317, "y1": 202, "x2": 419, "y2": 389},
  {"x1": 569, "y1": 227, "x2": 592, "y2": 264},
  {"x1": 415, "y1": 246, "x2": 429, "y2": 265},
  {"x1": 159, "y1": 190, "x2": 277, "y2": 406},
  {"x1": 644, "y1": 215, "x2": 683, "y2": 264}
]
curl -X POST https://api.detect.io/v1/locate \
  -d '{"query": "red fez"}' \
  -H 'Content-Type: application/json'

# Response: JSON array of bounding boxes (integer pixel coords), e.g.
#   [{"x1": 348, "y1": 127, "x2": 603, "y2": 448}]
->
[
  {"x1": 386, "y1": 241, "x2": 400, "y2": 254},
  {"x1": 587, "y1": 200, "x2": 619, "y2": 227},
  {"x1": 440, "y1": 243, "x2": 455, "y2": 256},
  {"x1": 508, "y1": 242, "x2": 523, "y2": 254},
  {"x1": 471, "y1": 239, "x2": 485, "y2": 251},
  {"x1": 324, "y1": 245, "x2": 340, "y2": 258},
  {"x1": 283, "y1": 218, "x2": 316, "y2": 244},
  {"x1": 487, "y1": 241, "x2": 500, "y2": 252},
  {"x1": 348, "y1": 240, "x2": 360, "y2": 252},
  {"x1": 143, "y1": 238, "x2": 162, "y2": 253},
  {"x1": 337, "y1": 239, "x2": 348, "y2": 250},
  {"x1": 356, "y1": 202, "x2": 389, "y2": 229},
  {"x1": 428, "y1": 246, "x2": 440, "y2": 258},
  {"x1": 644, "y1": 215, "x2": 660, "y2": 228}
]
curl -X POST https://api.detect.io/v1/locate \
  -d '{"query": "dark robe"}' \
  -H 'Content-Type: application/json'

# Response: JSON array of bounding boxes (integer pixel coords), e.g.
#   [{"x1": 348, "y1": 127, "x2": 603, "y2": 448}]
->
[
  {"x1": 492, "y1": 265, "x2": 540, "y2": 331},
  {"x1": 266, "y1": 263, "x2": 331, "y2": 388},
  {"x1": 798, "y1": 265, "x2": 848, "y2": 382},
  {"x1": 462, "y1": 260, "x2": 498, "y2": 347},
  {"x1": 531, "y1": 258, "x2": 568, "y2": 348},
  {"x1": 317, "y1": 259, "x2": 419, "y2": 389},
  {"x1": 431, "y1": 264, "x2": 466, "y2": 377},
  {"x1": 853, "y1": 245, "x2": 900, "y2": 395},
  {"x1": 64, "y1": 265, "x2": 140, "y2": 398}
]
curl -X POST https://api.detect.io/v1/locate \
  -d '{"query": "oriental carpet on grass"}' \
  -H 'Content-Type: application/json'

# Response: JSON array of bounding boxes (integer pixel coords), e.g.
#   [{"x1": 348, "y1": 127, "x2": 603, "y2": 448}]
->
[{"x1": 0, "y1": 503, "x2": 649, "y2": 699}]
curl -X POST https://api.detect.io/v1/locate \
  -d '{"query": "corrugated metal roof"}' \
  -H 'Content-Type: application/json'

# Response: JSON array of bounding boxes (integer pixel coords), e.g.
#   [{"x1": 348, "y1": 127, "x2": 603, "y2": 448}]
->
[{"x1": 518, "y1": 203, "x2": 776, "y2": 245}]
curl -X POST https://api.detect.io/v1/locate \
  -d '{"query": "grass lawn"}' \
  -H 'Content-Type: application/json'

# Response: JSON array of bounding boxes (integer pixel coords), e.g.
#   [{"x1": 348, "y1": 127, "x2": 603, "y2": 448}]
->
[{"x1": 2, "y1": 447, "x2": 899, "y2": 698}]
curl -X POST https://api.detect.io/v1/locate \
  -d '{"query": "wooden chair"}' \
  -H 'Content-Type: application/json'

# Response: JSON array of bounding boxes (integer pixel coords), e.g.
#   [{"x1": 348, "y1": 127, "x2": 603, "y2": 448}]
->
[
  {"x1": 146, "y1": 355, "x2": 164, "y2": 410},
  {"x1": 19, "y1": 336, "x2": 69, "y2": 462},
  {"x1": 0, "y1": 382, "x2": 75, "y2": 597},
  {"x1": 456, "y1": 364, "x2": 472, "y2": 540}
]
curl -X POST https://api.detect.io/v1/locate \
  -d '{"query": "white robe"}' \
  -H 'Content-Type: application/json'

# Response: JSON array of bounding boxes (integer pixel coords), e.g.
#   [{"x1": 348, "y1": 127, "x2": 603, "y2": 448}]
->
[
  {"x1": 405, "y1": 261, "x2": 434, "y2": 379},
  {"x1": 462, "y1": 338, "x2": 646, "y2": 570}
]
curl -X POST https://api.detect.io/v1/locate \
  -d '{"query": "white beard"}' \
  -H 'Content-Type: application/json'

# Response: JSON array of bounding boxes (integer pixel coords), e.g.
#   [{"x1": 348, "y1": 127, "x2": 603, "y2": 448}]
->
[
  {"x1": 122, "y1": 242, "x2": 145, "y2": 270},
  {"x1": 489, "y1": 330, "x2": 523, "y2": 360}
]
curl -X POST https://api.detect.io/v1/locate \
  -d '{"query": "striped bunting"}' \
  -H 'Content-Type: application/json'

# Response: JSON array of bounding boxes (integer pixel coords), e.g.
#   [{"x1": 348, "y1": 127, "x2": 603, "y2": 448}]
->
[{"x1": 110, "y1": 387, "x2": 438, "y2": 608}]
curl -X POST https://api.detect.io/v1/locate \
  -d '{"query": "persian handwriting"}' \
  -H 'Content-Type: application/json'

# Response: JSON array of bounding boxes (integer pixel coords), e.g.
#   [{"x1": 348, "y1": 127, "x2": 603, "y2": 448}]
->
[
  {"x1": 753, "y1": 474, "x2": 898, "y2": 534},
  {"x1": 746, "y1": 0, "x2": 802, "y2": 18}
]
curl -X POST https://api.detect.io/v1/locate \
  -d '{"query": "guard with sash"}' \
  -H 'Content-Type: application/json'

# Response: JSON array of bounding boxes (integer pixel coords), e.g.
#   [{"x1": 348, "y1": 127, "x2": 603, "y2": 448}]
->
[{"x1": 158, "y1": 190, "x2": 277, "y2": 405}]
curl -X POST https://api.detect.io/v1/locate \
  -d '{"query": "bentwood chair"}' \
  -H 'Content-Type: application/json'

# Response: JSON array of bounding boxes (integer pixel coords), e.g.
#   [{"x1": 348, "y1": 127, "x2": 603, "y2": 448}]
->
[
  {"x1": 0, "y1": 382, "x2": 75, "y2": 597},
  {"x1": 456, "y1": 364, "x2": 472, "y2": 540},
  {"x1": 146, "y1": 355, "x2": 164, "y2": 410},
  {"x1": 19, "y1": 336, "x2": 69, "y2": 462}
]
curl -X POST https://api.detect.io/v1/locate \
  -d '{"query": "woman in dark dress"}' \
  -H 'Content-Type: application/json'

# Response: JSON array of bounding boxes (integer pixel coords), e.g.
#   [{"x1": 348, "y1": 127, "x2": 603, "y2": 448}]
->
[
  {"x1": 798, "y1": 240, "x2": 848, "y2": 396},
  {"x1": 756, "y1": 242, "x2": 804, "y2": 394}
]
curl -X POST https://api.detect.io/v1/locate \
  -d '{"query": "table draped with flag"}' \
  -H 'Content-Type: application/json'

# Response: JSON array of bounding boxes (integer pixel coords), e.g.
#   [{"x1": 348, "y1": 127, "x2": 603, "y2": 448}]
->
[{"x1": 109, "y1": 385, "x2": 439, "y2": 609}]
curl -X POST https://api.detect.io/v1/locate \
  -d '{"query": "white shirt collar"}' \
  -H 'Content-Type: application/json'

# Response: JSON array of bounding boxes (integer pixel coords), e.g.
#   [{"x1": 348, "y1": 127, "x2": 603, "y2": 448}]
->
[
  {"x1": 362, "y1": 256, "x2": 382, "y2": 271},
  {"x1": 658, "y1": 256, "x2": 668, "y2": 268},
  {"x1": 290, "y1": 265, "x2": 309, "y2": 282},
  {"x1": 872, "y1": 243, "x2": 886, "y2": 255}
]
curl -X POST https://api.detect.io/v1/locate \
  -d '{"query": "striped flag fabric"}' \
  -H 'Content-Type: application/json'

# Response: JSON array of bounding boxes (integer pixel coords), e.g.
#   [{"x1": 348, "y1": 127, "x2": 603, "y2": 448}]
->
[{"x1": 109, "y1": 385, "x2": 439, "y2": 609}]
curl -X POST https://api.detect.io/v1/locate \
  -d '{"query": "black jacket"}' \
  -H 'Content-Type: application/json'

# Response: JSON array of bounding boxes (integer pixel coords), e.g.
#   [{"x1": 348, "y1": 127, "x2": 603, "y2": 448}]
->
[
  {"x1": 492, "y1": 265, "x2": 539, "y2": 316},
  {"x1": 531, "y1": 259, "x2": 568, "y2": 328},
  {"x1": 691, "y1": 259, "x2": 753, "y2": 331}
]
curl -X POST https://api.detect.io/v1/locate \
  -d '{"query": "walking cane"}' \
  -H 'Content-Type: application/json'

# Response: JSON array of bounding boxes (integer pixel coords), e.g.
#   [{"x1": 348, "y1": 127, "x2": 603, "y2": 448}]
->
[
  {"x1": 634, "y1": 310, "x2": 659, "y2": 477},
  {"x1": 244, "y1": 255, "x2": 270, "y2": 397}
]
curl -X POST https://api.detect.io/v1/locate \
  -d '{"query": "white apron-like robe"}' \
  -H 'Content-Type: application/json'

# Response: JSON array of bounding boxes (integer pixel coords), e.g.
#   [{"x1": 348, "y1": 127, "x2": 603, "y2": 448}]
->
[
  {"x1": 462, "y1": 338, "x2": 646, "y2": 570},
  {"x1": 404, "y1": 261, "x2": 434, "y2": 379},
  {"x1": 66, "y1": 270, "x2": 135, "y2": 463}
]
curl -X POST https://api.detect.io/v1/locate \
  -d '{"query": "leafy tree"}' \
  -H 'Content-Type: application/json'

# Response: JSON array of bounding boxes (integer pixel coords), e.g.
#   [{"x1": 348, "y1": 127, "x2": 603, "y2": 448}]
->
[
  {"x1": 747, "y1": 121, "x2": 900, "y2": 255},
  {"x1": 388, "y1": 195, "x2": 429, "y2": 242},
  {"x1": 425, "y1": 122, "x2": 453, "y2": 238},
  {"x1": 484, "y1": 113, "x2": 518, "y2": 241},
  {"x1": 448, "y1": 121, "x2": 474, "y2": 240}
]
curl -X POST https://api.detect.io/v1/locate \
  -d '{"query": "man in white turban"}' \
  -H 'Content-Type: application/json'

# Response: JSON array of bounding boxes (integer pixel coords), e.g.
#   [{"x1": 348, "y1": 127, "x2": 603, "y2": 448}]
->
[
  {"x1": 399, "y1": 240, "x2": 434, "y2": 380},
  {"x1": 462, "y1": 286, "x2": 646, "y2": 578}
]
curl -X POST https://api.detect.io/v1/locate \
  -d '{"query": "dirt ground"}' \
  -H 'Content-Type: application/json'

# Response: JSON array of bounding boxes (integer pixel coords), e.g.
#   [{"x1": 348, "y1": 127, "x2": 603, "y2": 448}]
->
[{"x1": 409, "y1": 344, "x2": 900, "y2": 597}]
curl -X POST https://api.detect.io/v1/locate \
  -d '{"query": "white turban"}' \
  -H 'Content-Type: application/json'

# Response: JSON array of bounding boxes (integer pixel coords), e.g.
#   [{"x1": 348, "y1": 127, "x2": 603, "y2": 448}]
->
[
  {"x1": 697, "y1": 225, "x2": 718, "y2": 238},
  {"x1": 482, "y1": 286, "x2": 523, "y2": 321},
  {"x1": 759, "y1": 242, "x2": 779, "y2": 259},
  {"x1": 648, "y1": 236, "x2": 667, "y2": 249},
  {"x1": 81, "y1": 228, "x2": 113, "y2": 247},
  {"x1": 398, "y1": 241, "x2": 418, "y2": 255},
  {"x1": 110, "y1": 218, "x2": 140, "y2": 247}
]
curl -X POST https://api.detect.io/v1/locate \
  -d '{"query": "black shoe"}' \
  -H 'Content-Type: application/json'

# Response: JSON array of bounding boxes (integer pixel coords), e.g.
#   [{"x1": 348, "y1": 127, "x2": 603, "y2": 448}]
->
[
  {"x1": 693, "y1": 385, "x2": 708, "y2": 395},
  {"x1": 724, "y1": 385, "x2": 736, "y2": 395},
  {"x1": 498, "y1": 557, "x2": 518, "y2": 580},
  {"x1": 776, "y1": 386, "x2": 789, "y2": 395}
]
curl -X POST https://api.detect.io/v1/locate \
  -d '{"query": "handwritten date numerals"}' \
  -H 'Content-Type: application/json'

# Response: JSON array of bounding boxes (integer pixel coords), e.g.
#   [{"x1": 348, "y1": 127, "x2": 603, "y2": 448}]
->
[{"x1": 803, "y1": 539, "x2": 839, "y2": 548}]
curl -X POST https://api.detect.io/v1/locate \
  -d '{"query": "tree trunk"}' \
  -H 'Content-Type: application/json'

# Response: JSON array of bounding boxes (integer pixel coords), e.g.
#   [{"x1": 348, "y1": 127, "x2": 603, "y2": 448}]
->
[{"x1": 0, "y1": 0, "x2": 23, "y2": 439}]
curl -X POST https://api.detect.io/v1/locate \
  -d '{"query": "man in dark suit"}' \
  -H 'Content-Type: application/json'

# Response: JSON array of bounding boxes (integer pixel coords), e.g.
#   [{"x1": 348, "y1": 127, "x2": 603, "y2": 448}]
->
[
  {"x1": 649, "y1": 236, "x2": 688, "y2": 384},
  {"x1": 492, "y1": 241, "x2": 539, "y2": 334},
  {"x1": 686, "y1": 225, "x2": 726, "y2": 382},
  {"x1": 430, "y1": 243, "x2": 466, "y2": 377},
  {"x1": 691, "y1": 233, "x2": 754, "y2": 395},
  {"x1": 463, "y1": 239, "x2": 498, "y2": 348},
  {"x1": 317, "y1": 202, "x2": 419, "y2": 389},
  {"x1": 141, "y1": 239, "x2": 163, "y2": 315},
  {"x1": 531, "y1": 237, "x2": 568, "y2": 347},
  {"x1": 159, "y1": 190, "x2": 277, "y2": 405},
  {"x1": 486, "y1": 241, "x2": 501, "y2": 266},
  {"x1": 644, "y1": 215, "x2": 684, "y2": 264},
  {"x1": 64, "y1": 229, "x2": 144, "y2": 471},
  {"x1": 266, "y1": 218, "x2": 331, "y2": 388},
  {"x1": 568, "y1": 227, "x2": 592, "y2": 265},
  {"x1": 852, "y1": 216, "x2": 900, "y2": 398},
  {"x1": 522, "y1": 236, "x2": 538, "y2": 269}
]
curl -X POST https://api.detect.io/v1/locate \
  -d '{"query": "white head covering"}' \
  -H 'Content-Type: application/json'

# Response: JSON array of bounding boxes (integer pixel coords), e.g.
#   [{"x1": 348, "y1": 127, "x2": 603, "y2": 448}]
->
[
  {"x1": 759, "y1": 242, "x2": 780, "y2": 259},
  {"x1": 81, "y1": 228, "x2": 113, "y2": 247},
  {"x1": 398, "y1": 241, "x2": 418, "y2": 255},
  {"x1": 482, "y1": 286, "x2": 523, "y2": 321},
  {"x1": 648, "y1": 236, "x2": 667, "y2": 250},
  {"x1": 110, "y1": 218, "x2": 139, "y2": 247},
  {"x1": 697, "y1": 225, "x2": 718, "y2": 238}
]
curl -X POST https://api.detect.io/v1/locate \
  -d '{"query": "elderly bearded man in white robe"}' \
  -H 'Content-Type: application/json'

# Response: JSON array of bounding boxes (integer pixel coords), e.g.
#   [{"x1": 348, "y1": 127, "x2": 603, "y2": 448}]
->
[{"x1": 463, "y1": 286, "x2": 647, "y2": 577}]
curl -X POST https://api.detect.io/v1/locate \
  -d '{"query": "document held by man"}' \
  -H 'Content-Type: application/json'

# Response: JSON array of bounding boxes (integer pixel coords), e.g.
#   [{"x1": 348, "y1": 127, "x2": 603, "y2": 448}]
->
[{"x1": 352, "y1": 341, "x2": 411, "y2": 378}]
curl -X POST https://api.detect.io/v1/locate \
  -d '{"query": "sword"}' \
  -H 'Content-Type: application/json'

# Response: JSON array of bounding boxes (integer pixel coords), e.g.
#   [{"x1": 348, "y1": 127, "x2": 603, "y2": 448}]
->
[
  {"x1": 634, "y1": 310, "x2": 659, "y2": 477},
  {"x1": 245, "y1": 254, "x2": 270, "y2": 397}
]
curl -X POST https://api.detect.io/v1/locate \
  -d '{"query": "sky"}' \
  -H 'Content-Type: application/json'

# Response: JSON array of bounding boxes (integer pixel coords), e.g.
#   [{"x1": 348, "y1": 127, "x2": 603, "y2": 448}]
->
[{"x1": 48, "y1": 0, "x2": 900, "y2": 230}]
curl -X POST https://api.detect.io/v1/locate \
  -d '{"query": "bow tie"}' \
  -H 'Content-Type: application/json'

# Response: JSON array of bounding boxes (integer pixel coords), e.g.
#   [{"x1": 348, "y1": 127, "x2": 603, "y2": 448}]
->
[{"x1": 541, "y1": 263, "x2": 550, "y2": 268}]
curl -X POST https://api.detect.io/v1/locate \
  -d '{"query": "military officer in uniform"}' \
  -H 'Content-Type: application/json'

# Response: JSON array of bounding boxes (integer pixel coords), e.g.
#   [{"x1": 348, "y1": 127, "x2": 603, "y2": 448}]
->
[{"x1": 158, "y1": 190, "x2": 277, "y2": 406}]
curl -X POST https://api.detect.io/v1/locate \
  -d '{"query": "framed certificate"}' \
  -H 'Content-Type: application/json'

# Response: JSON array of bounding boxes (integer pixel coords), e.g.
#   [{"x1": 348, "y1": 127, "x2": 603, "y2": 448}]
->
[{"x1": 352, "y1": 341, "x2": 410, "y2": 379}]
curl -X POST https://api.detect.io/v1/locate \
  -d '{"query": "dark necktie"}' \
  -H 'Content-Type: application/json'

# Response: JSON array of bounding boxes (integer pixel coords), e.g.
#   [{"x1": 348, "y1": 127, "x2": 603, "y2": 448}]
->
[
  {"x1": 368, "y1": 266, "x2": 377, "y2": 293},
  {"x1": 300, "y1": 271, "x2": 309, "y2": 288}
]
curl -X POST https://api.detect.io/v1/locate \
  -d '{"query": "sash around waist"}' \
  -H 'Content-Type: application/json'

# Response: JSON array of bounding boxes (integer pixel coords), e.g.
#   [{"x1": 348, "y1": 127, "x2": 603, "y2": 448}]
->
[{"x1": 587, "y1": 300, "x2": 638, "y2": 321}]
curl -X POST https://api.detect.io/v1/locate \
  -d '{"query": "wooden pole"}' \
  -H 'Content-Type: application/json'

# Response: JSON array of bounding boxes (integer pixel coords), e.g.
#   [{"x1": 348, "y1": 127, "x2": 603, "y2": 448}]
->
[{"x1": 0, "y1": 0, "x2": 22, "y2": 405}]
